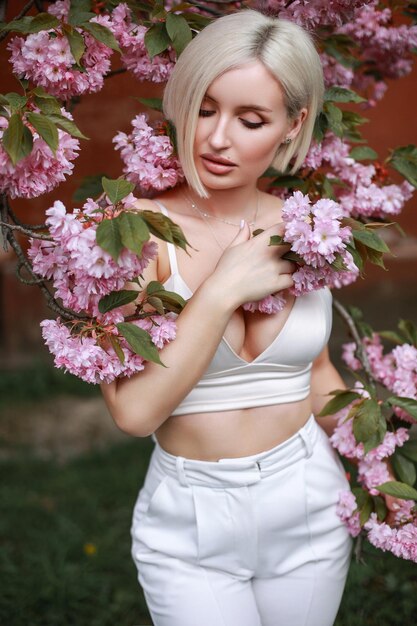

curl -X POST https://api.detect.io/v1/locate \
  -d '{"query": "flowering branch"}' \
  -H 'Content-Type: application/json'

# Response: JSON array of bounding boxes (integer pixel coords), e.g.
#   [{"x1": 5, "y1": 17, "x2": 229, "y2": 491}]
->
[{"x1": 333, "y1": 297, "x2": 377, "y2": 393}]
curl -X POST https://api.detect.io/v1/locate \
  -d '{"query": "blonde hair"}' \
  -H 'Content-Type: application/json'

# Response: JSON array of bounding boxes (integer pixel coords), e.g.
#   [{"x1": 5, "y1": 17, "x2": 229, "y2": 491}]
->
[{"x1": 163, "y1": 9, "x2": 324, "y2": 198}]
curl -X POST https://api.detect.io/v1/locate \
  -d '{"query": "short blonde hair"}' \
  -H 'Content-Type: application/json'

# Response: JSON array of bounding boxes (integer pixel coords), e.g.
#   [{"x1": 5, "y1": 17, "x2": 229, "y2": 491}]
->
[{"x1": 163, "y1": 9, "x2": 324, "y2": 198}]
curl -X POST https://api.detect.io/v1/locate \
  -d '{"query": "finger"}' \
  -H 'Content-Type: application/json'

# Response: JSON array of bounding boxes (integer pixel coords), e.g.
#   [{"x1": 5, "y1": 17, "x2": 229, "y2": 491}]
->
[
  {"x1": 278, "y1": 260, "x2": 297, "y2": 275},
  {"x1": 227, "y1": 220, "x2": 251, "y2": 248},
  {"x1": 274, "y1": 273, "x2": 294, "y2": 291}
]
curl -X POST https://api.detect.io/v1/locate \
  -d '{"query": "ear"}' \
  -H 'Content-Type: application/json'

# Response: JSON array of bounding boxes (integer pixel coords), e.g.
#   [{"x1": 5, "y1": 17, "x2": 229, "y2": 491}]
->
[{"x1": 286, "y1": 107, "x2": 308, "y2": 142}]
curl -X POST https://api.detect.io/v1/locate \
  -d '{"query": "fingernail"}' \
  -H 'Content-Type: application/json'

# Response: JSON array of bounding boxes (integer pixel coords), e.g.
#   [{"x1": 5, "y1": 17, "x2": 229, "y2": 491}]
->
[{"x1": 240, "y1": 219, "x2": 245, "y2": 229}]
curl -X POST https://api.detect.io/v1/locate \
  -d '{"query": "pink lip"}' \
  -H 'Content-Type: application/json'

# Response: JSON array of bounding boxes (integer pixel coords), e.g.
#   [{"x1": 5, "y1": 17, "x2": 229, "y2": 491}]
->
[{"x1": 201, "y1": 153, "x2": 237, "y2": 166}]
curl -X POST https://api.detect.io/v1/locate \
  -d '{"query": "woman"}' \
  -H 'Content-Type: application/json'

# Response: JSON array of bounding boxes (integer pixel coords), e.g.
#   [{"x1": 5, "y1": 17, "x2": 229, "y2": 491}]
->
[{"x1": 101, "y1": 10, "x2": 353, "y2": 626}]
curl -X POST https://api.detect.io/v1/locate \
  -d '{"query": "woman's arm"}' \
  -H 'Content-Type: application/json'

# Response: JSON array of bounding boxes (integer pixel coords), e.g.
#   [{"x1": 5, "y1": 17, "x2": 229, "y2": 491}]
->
[
  {"x1": 310, "y1": 345, "x2": 346, "y2": 437},
  {"x1": 101, "y1": 221, "x2": 295, "y2": 437}
]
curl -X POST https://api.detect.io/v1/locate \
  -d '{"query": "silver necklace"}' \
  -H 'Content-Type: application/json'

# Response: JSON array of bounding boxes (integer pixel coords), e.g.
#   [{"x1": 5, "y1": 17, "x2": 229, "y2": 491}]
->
[
  {"x1": 186, "y1": 191, "x2": 260, "y2": 251},
  {"x1": 187, "y1": 191, "x2": 259, "y2": 227}
]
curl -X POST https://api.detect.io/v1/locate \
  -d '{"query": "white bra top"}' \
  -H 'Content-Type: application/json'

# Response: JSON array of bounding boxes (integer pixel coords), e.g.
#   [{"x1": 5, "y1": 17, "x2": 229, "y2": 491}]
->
[{"x1": 154, "y1": 201, "x2": 333, "y2": 416}]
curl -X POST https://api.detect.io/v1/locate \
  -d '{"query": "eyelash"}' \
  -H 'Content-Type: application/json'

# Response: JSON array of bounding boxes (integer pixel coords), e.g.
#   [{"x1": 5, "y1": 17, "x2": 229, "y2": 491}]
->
[{"x1": 198, "y1": 109, "x2": 266, "y2": 130}]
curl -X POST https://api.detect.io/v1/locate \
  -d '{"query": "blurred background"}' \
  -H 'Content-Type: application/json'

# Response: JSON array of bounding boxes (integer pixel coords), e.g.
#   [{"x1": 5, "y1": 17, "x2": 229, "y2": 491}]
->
[{"x1": 1, "y1": 1, "x2": 416, "y2": 625}]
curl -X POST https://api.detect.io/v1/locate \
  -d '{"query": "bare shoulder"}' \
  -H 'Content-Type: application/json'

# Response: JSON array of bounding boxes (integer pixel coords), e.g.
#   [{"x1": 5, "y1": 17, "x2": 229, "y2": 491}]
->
[{"x1": 257, "y1": 190, "x2": 285, "y2": 229}]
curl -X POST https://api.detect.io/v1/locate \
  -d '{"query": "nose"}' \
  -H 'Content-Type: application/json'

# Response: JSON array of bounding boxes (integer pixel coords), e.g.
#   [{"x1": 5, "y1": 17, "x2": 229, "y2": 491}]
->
[{"x1": 208, "y1": 115, "x2": 231, "y2": 150}]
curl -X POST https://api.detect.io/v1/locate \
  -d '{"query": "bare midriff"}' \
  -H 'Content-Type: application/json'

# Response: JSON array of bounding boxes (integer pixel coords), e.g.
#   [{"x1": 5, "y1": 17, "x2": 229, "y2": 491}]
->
[{"x1": 154, "y1": 396, "x2": 312, "y2": 461}]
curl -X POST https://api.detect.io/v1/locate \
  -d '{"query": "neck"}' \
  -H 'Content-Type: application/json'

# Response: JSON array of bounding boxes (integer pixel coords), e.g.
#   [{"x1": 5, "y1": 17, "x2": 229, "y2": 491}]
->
[{"x1": 184, "y1": 184, "x2": 259, "y2": 221}]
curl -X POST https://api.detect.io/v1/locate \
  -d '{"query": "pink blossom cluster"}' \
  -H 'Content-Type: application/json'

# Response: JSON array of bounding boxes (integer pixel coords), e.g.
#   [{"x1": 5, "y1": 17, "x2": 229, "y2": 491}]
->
[
  {"x1": 29, "y1": 197, "x2": 178, "y2": 383},
  {"x1": 28, "y1": 196, "x2": 157, "y2": 318},
  {"x1": 331, "y1": 403, "x2": 417, "y2": 561},
  {"x1": 0, "y1": 109, "x2": 79, "y2": 199},
  {"x1": 113, "y1": 114, "x2": 184, "y2": 193},
  {"x1": 338, "y1": 4, "x2": 417, "y2": 85},
  {"x1": 7, "y1": 0, "x2": 113, "y2": 99},
  {"x1": 257, "y1": 0, "x2": 372, "y2": 29},
  {"x1": 99, "y1": 3, "x2": 175, "y2": 83},
  {"x1": 303, "y1": 133, "x2": 414, "y2": 220},
  {"x1": 243, "y1": 191, "x2": 356, "y2": 314},
  {"x1": 342, "y1": 336, "x2": 417, "y2": 423},
  {"x1": 337, "y1": 496, "x2": 417, "y2": 562},
  {"x1": 41, "y1": 313, "x2": 176, "y2": 384}
]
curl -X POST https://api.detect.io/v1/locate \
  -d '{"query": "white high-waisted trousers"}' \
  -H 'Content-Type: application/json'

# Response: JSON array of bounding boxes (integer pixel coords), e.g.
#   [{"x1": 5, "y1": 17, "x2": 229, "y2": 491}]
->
[{"x1": 131, "y1": 415, "x2": 352, "y2": 626}]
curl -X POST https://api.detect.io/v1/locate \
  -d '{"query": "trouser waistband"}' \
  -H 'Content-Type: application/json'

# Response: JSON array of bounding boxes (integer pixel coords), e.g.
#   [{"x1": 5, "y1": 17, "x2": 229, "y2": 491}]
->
[{"x1": 151, "y1": 414, "x2": 319, "y2": 488}]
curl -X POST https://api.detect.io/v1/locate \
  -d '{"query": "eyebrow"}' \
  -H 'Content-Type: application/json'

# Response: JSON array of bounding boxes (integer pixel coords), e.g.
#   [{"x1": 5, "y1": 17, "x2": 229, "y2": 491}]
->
[{"x1": 203, "y1": 94, "x2": 273, "y2": 113}]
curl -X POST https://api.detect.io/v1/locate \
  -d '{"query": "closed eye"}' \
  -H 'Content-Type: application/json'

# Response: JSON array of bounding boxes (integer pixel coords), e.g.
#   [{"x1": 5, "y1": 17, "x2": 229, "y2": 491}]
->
[
  {"x1": 199, "y1": 109, "x2": 215, "y2": 117},
  {"x1": 240, "y1": 119, "x2": 266, "y2": 129}
]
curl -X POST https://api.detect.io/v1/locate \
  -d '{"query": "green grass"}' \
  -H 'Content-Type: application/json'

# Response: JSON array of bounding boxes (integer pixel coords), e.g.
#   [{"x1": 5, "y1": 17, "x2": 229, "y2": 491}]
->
[
  {"x1": 1, "y1": 437, "x2": 416, "y2": 626},
  {"x1": 0, "y1": 361, "x2": 99, "y2": 409}
]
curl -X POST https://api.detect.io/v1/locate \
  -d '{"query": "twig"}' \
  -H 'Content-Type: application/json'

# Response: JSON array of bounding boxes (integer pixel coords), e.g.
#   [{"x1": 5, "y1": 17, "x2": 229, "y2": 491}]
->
[
  {"x1": 6, "y1": 201, "x2": 47, "y2": 231},
  {"x1": 0, "y1": 0, "x2": 36, "y2": 43},
  {"x1": 104, "y1": 67, "x2": 127, "y2": 80},
  {"x1": 0, "y1": 221, "x2": 51, "y2": 239},
  {"x1": 333, "y1": 297, "x2": 377, "y2": 392},
  {"x1": 354, "y1": 533, "x2": 365, "y2": 564},
  {"x1": 5, "y1": 226, "x2": 88, "y2": 321}
]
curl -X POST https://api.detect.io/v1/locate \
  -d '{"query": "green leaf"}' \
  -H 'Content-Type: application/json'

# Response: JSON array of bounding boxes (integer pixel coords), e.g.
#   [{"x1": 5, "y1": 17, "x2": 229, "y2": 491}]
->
[
  {"x1": 0, "y1": 16, "x2": 34, "y2": 33},
  {"x1": 378, "y1": 330, "x2": 405, "y2": 345},
  {"x1": 386, "y1": 396, "x2": 417, "y2": 420},
  {"x1": 63, "y1": 25, "x2": 86, "y2": 65},
  {"x1": 372, "y1": 495, "x2": 388, "y2": 522},
  {"x1": 317, "y1": 390, "x2": 362, "y2": 417},
  {"x1": 352, "y1": 399, "x2": 386, "y2": 453},
  {"x1": 68, "y1": 3, "x2": 96, "y2": 27},
  {"x1": 26, "y1": 112, "x2": 58, "y2": 154},
  {"x1": 365, "y1": 246, "x2": 387, "y2": 270},
  {"x1": 324, "y1": 102, "x2": 343, "y2": 137},
  {"x1": 391, "y1": 451, "x2": 416, "y2": 486},
  {"x1": 140, "y1": 210, "x2": 189, "y2": 251},
  {"x1": 45, "y1": 113, "x2": 88, "y2": 139},
  {"x1": 82, "y1": 22, "x2": 121, "y2": 52},
  {"x1": 388, "y1": 145, "x2": 417, "y2": 188},
  {"x1": 33, "y1": 96, "x2": 62, "y2": 116},
  {"x1": 2, "y1": 13, "x2": 60, "y2": 34},
  {"x1": 269, "y1": 235, "x2": 285, "y2": 246},
  {"x1": 147, "y1": 296, "x2": 165, "y2": 315},
  {"x1": 109, "y1": 335, "x2": 125, "y2": 364},
  {"x1": 324, "y1": 86, "x2": 366, "y2": 104},
  {"x1": 401, "y1": 440, "x2": 417, "y2": 463},
  {"x1": 144, "y1": 23, "x2": 171, "y2": 59},
  {"x1": 349, "y1": 146, "x2": 378, "y2": 161},
  {"x1": 102, "y1": 177, "x2": 135, "y2": 205},
  {"x1": 2, "y1": 114, "x2": 31, "y2": 165},
  {"x1": 359, "y1": 492, "x2": 373, "y2": 526},
  {"x1": 116, "y1": 323, "x2": 165, "y2": 366},
  {"x1": 352, "y1": 228, "x2": 390, "y2": 253},
  {"x1": 345, "y1": 242, "x2": 364, "y2": 272},
  {"x1": 96, "y1": 218, "x2": 123, "y2": 261},
  {"x1": 73, "y1": 174, "x2": 105, "y2": 202},
  {"x1": 136, "y1": 97, "x2": 163, "y2": 112},
  {"x1": 166, "y1": 13, "x2": 192, "y2": 56},
  {"x1": 146, "y1": 281, "x2": 186, "y2": 313},
  {"x1": 376, "y1": 481, "x2": 417, "y2": 501},
  {"x1": 31, "y1": 87, "x2": 57, "y2": 99},
  {"x1": 398, "y1": 319, "x2": 417, "y2": 346},
  {"x1": 98, "y1": 290, "x2": 139, "y2": 314},
  {"x1": 269, "y1": 174, "x2": 306, "y2": 189},
  {"x1": 313, "y1": 111, "x2": 328, "y2": 142},
  {"x1": 5, "y1": 93, "x2": 27, "y2": 113},
  {"x1": 118, "y1": 212, "x2": 150, "y2": 256},
  {"x1": 28, "y1": 13, "x2": 60, "y2": 33},
  {"x1": 70, "y1": 0, "x2": 91, "y2": 10}
]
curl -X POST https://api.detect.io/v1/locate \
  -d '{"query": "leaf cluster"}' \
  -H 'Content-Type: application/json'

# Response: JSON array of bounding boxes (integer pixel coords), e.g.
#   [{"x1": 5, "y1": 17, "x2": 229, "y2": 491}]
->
[{"x1": 0, "y1": 87, "x2": 87, "y2": 165}]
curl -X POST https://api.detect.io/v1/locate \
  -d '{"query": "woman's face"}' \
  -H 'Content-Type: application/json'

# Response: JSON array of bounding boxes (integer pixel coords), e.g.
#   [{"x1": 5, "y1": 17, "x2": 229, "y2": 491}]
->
[{"x1": 193, "y1": 60, "x2": 306, "y2": 192}]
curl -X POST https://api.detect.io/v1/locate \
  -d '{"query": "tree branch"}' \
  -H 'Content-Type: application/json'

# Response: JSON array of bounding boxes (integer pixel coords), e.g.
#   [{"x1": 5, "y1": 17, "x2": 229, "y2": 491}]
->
[
  {"x1": 0, "y1": 0, "x2": 37, "y2": 43},
  {"x1": 0, "y1": 221, "x2": 51, "y2": 239},
  {"x1": 5, "y1": 226, "x2": 89, "y2": 321},
  {"x1": 333, "y1": 297, "x2": 377, "y2": 393}
]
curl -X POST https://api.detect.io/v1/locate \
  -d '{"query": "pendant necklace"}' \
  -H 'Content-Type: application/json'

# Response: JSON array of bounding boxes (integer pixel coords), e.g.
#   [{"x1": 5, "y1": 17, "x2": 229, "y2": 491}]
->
[{"x1": 186, "y1": 190, "x2": 260, "y2": 251}]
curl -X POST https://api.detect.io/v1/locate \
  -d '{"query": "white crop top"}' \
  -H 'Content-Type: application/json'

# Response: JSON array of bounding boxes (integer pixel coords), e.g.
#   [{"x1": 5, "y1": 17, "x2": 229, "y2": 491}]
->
[{"x1": 154, "y1": 201, "x2": 333, "y2": 417}]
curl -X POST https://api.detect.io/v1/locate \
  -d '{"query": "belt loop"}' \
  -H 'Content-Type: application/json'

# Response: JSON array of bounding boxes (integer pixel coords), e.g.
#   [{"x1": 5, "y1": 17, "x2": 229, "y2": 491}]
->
[
  {"x1": 176, "y1": 456, "x2": 189, "y2": 487},
  {"x1": 299, "y1": 428, "x2": 313, "y2": 458}
]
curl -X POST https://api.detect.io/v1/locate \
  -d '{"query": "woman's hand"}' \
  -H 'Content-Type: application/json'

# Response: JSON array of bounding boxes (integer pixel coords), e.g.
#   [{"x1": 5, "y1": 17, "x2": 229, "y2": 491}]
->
[{"x1": 208, "y1": 221, "x2": 296, "y2": 311}]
